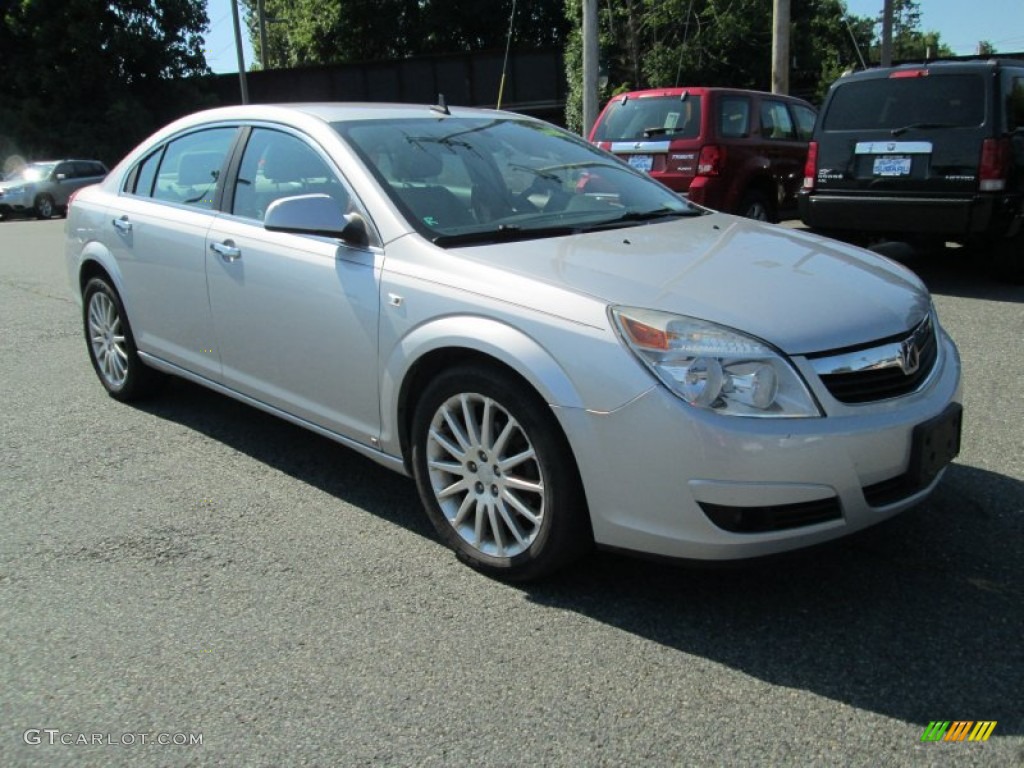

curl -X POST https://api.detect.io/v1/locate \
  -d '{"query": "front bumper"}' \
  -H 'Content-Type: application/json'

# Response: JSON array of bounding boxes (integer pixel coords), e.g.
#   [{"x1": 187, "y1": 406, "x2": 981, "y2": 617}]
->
[{"x1": 558, "y1": 330, "x2": 962, "y2": 561}]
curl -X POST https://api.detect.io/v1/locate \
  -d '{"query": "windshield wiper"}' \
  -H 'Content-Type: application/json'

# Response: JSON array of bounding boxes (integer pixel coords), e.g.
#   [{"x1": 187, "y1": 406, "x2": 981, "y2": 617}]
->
[
  {"x1": 589, "y1": 207, "x2": 702, "y2": 228},
  {"x1": 641, "y1": 126, "x2": 675, "y2": 137},
  {"x1": 432, "y1": 223, "x2": 577, "y2": 247},
  {"x1": 890, "y1": 122, "x2": 957, "y2": 137}
]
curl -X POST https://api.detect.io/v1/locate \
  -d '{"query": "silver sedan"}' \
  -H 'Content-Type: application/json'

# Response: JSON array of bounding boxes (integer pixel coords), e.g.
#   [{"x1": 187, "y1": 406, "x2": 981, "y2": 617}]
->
[{"x1": 65, "y1": 103, "x2": 962, "y2": 580}]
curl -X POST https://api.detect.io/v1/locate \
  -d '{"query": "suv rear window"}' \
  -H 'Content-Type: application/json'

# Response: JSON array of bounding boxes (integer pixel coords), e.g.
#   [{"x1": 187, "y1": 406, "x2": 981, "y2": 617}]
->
[
  {"x1": 592, "y1": 96, "x2": 701, "y2": 141},
  {"x1": 823, "y1": 74, "x2": 984, "y2": 131}
]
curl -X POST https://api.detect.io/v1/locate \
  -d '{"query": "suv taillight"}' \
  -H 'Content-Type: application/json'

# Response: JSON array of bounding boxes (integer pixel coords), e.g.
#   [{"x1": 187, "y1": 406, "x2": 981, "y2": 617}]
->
[
  {"x1": 802, "y1": 141, "x2": 819, "y2": 190},
  {"x1": 697, "y1": 145, "x2": 723, "y2": 176},
  {"x1": 979, "y1": 137, "x2": 1010, "y2": 192}
]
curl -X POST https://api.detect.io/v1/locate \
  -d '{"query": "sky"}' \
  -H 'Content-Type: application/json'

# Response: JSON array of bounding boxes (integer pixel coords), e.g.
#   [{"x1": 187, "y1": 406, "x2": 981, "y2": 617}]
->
[{"x1": 204, "y1": 0, "x2": 1024, "y2": 75}]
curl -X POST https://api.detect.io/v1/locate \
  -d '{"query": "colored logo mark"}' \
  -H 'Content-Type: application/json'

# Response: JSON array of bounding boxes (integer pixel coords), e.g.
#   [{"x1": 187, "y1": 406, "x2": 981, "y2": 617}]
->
[{"x1": 920, "y1": 721, "x2": 997, "y2": 742}]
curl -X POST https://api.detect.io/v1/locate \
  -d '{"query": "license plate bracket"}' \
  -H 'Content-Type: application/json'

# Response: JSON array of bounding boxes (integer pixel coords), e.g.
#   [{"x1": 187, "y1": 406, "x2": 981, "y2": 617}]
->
[{"x1": 908, "y1": 403, "x2": 962, "y2": 490}]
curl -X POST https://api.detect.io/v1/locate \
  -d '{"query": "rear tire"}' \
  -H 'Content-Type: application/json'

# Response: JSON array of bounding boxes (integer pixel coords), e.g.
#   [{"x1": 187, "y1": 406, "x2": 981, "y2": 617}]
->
[
  {"x1": 991, "y1": 231, "x2": 1024, "y2": 284},
  {"x1": 83, "y1": 277, "x2": 163, "y2": 401},
  {"x1": 738, "y1": 190, "x2": 775, "y2": 223},
  {"x1": 34, "y1": 194, "x2": 55, "y2": 219},
  {"x1": 410, "y1": 363, "x2": 591, "y2": 581}
]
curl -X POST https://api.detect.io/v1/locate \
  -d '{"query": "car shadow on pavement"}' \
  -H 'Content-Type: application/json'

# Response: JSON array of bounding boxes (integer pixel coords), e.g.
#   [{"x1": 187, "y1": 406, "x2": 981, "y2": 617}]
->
[
  {"x1": 867, "y1": 240, "x2": 1024, "y2": 303},
  {"x1": 525, "y1": 461, "x2": 1024, "y2": 735},
  {"x1": 133, "y1": 377, "x2": 434, "y2": 540},
  {"x1": 134, "y1": 379, "x2": 1022, "y2": 735}
]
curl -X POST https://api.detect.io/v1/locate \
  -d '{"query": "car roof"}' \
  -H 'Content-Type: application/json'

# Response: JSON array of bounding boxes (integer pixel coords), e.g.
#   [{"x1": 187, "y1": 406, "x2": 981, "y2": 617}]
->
[
  {"x1": 176, "y1": 102, "x2": 526, "y2": 127},
  {"x1": 838, "y1": 58, "x2": 1024, "y2": 82},
  {"x1": 602, "y1": 86, "x2": 812, "y2": 105}
]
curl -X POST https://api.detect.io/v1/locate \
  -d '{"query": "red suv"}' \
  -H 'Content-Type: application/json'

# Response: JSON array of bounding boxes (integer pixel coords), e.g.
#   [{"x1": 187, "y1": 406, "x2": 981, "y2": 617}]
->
[{"x1": 589, "y1": 87, "x2": 817, "y2": 221}]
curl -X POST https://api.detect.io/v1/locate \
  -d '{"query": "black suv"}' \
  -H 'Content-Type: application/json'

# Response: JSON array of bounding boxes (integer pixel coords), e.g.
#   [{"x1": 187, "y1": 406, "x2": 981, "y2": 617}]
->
[{"x1": 798, "y1": 59, "x2": 1024, "y2": 281}]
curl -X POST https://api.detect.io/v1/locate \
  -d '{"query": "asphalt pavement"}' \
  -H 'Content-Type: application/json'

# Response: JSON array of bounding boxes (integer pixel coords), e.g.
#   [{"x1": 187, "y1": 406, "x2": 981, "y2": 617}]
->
[{"x1": 1, "y1": 217, "x2": 1021, "y2": 767}]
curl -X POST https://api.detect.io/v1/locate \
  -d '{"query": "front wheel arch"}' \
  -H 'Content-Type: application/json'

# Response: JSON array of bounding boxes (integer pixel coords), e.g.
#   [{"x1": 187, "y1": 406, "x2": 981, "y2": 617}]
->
[{"x1": 409, "y1": 360, "x2": 593, "y2": 580}]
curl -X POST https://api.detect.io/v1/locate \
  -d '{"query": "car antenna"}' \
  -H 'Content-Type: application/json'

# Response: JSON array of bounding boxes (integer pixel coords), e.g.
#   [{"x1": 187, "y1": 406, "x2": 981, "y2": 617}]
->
[{"x1": 431, "y1": 94, "x2": 451, "y2": 116}]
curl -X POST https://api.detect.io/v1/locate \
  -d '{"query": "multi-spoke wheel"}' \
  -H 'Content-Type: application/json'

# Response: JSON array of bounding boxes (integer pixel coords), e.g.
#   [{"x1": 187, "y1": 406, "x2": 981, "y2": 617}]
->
[
  {"x1": 412, "y1": 364, "x2": 591, "y2": 581},
  {"x1": 34, "y1": 194, "x2": 55, "y2": 219},
  {"x1": 82, "y1": 277, "x2": 161, "y2": 401}
]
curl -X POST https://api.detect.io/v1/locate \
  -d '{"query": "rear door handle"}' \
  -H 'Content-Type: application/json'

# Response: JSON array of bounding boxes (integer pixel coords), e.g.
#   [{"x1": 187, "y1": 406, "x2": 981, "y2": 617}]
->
[
  {"x1": 210, "y1": 240, "x2": 241, "y2": 261},
  {"x1": 112, "y1": 216, "x2": 132, "y2": 233}
]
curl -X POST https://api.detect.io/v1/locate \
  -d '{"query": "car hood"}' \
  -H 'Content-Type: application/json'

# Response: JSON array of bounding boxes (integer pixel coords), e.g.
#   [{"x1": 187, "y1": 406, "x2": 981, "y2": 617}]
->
[{"x1": 456, "y1": 214, "x2": 930, "y2": 355}]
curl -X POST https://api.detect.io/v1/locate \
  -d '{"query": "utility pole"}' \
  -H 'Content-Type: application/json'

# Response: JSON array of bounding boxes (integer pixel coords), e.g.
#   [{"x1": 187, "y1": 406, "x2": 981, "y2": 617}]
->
[
  {"x1": 582, "y1": 0, "x2": 598, "y2": 137},
  {"x1": 771, "y1": 0, "x2": 790, "y2": 94},
  {"x1": 881, "y1": 0, "x2": 894, "y2": 67},
  {"x1": 231, "y1": 0, "x2": 249, "y2": 103},
  {"x1": 257, "y1": 0, "x2": 269, "y2": 70}
]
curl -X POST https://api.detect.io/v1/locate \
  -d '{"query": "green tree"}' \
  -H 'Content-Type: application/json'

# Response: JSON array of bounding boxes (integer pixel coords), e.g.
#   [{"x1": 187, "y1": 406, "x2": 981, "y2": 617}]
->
[
  {"x1": 869, "y1": 0, "x2": 954, "y2": 62},
  {"x1": 0, "y1": 0, "x2": 211, "y2": 167},
  {"x1": 563, "y1": 0, "x2": 875, "y2": 133},
  {"x1": 241, "y1": 0, "x2": 567, "y2": 69}
]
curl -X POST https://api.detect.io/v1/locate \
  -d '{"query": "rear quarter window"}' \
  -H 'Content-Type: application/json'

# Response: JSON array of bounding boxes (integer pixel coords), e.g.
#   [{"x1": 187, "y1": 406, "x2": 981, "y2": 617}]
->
[{"x1": 823, "y1": 74, "x2": 985, "y2": 131}]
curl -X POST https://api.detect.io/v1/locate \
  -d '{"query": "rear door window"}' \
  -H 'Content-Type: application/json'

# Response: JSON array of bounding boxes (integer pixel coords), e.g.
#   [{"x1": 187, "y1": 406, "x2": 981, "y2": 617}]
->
[
  {"x1": 718, "y1": 96, "x2": 751, "y2": 138},
  {"x1": 823, "y1": 74, "x2": 984, "y2": 131},
  {"x1": 152, "y1": 128, "x2": 237, "y2": 210}
]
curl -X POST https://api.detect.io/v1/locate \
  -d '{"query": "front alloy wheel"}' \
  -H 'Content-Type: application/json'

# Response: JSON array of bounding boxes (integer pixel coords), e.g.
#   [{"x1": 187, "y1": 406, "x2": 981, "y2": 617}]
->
[{"x1": 412, "y1": 365, "x2": 590, "y2": 580}]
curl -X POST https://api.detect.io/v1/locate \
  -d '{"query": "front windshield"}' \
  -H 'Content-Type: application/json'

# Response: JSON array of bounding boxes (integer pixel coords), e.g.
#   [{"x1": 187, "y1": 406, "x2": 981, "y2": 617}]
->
[
  {"x1": 7, "y1": 163, "x2": 56, "y2": 182},
  {"x1": 333, "y1": 116, "x2": 699, "y2": 245}
]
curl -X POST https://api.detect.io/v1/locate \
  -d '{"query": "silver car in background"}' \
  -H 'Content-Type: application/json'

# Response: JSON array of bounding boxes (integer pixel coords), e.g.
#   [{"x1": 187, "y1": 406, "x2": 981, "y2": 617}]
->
[
  {"x1": 64, "y1": 104, "x2": 962, "y2": 580},
  {"x1": 1, "y1": 159, "x2": 107, "y2": 219}
]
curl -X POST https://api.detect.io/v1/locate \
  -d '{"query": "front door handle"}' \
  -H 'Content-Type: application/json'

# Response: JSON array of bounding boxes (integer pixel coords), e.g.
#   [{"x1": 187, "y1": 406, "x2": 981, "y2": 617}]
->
[
  {"x1": 112, "y1": 216, "x2": 132, "y2": 233},
  {"x1": 210, "y1": 240, "x2": 241, "y2": 261}
]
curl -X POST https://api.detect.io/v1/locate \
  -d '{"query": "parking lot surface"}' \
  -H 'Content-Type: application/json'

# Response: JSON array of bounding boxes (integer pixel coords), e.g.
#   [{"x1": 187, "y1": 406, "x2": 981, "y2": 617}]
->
[{"x1": 1, "y1": 218, "x2": 1021, "y2": 766}]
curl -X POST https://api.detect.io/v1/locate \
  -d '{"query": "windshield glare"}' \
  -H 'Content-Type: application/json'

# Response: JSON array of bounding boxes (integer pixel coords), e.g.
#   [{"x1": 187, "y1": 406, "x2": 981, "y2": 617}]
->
[
  {"x1": 7, "y1": 163, "x2": 56, "y2": 182},
  {"x1": 333, "y1": 117, "x2": 697, "y2": 243}
]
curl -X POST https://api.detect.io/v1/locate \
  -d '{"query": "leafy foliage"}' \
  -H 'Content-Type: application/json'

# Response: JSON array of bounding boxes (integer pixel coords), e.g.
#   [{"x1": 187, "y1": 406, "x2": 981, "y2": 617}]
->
[
  {"x1": 0, "y1": 0, "x2": 212, "y2": 169},
  {"x1": 239, "y1": 0, "x2": 568, "y2": 69},
  {"x1": 562, "y1": 0, "x2": 958, "y2": 133}
]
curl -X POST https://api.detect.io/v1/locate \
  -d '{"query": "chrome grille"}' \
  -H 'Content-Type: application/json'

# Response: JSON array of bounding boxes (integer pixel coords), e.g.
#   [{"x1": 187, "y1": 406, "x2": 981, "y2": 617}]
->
[{"x1": 809, "y1": 315, "x2": 938, "y2": 404}]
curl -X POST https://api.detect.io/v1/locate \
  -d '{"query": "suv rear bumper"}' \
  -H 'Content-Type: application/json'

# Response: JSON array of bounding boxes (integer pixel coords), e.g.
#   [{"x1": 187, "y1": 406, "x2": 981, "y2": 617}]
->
[{"x1": 798, "y1": 191, "x2": 1020, "y2": 239}]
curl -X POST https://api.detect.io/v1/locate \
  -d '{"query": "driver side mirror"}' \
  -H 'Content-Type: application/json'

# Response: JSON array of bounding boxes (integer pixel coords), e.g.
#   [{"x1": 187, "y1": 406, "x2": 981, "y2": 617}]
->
[{"x1": 264, "y1": 193, "x2": 370, "y2": 248}]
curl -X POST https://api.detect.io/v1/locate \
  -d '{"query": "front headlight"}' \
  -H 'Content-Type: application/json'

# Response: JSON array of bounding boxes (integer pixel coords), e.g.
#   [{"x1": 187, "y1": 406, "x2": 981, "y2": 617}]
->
[{"x1": 610, "y1": 307, "x2": 821, "y2": 417}]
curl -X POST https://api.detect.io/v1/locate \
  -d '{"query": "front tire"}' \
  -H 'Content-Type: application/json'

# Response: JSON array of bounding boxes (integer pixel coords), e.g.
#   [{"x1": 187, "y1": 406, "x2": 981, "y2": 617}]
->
[
  {"x1": 411, "y1": 364, "x2": 591, "y2": 581},
  {"x1": 83, "y1": 277, "x2": 162, "y2": 401}
]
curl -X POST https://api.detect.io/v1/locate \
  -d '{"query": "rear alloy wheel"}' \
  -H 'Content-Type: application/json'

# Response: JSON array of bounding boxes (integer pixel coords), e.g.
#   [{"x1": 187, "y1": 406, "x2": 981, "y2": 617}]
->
[
  {"x1": 83, "y1": 277, "x2": 162, "y2": 401},
  {"x1": 411, "y1": 365, "x2": 590, "y2": 581},
  {"x1": 738, "y1": 190, "x2": 774, "y2": 223},
  {"x1": 34, "y1": 194, "x2": 55, "y2": 219}
]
